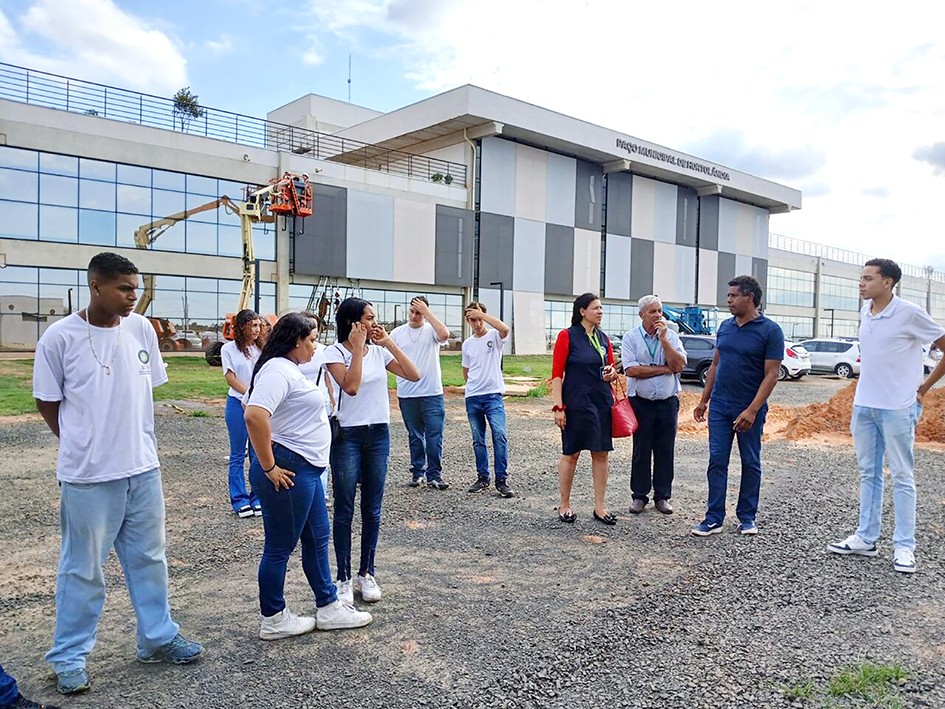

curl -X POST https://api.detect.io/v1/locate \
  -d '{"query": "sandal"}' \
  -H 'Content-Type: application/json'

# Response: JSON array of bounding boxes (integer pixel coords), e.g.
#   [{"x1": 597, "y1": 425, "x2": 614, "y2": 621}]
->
[
  {"x1": 593, "y1": 510, "x2": 617, "y2": 526},
  {"x1": 558, "y1": 509, "x2": 577, "y2": 523}
]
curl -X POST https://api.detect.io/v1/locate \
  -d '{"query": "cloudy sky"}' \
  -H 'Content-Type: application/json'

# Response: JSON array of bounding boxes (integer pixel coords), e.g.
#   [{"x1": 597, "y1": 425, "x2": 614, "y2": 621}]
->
[{"x1": 2, "y1": 0, "x2": 944, "y2": 270}]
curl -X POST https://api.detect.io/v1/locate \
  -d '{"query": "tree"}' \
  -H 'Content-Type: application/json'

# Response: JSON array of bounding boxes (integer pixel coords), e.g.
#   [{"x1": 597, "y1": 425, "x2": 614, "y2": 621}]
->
[{"x1": 172, "y1": 87, "x2": 205, "y2": 131}]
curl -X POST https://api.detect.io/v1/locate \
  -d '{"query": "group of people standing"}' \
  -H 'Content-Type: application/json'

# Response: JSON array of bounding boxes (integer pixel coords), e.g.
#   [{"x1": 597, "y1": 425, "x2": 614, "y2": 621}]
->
[{"x1": 10, "y1": 250, "x2": 944, "y2": 707}]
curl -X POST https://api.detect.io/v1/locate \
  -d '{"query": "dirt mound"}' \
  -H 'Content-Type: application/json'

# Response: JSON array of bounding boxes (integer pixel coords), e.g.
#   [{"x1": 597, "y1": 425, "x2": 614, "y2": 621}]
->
[
  {"x1": 781, "y1": 382, "x2": 945, "y2": 444},
  {"x1": 676, "y1": 392, "x2": 795, "y2": 439}
]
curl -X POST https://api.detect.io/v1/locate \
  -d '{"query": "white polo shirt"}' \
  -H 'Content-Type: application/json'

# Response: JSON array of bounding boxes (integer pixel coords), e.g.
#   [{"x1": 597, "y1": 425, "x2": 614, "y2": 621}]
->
[
  {"x1": 855, "y1": 296, "x2": 945, "y2": 410},
  {"x1": 32, "y1": 312, "x2": 167, "y2": 483},
  {"x1": 390, "y1": 322, "x2": 446, "y2": 398}
]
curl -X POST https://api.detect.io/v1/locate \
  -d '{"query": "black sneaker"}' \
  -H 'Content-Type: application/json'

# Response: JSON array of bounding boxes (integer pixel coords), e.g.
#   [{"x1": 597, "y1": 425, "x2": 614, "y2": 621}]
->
[
  {"x1": 11, "y1": 693, "x2": 62, "y2": 709},
  {"x1": 495, "y1": 479, "x2": 514, "y2": 498},
  {"x1": 428, "y1": 479, "x2": 450, "y2": 491},
  {"x1": 467, "y1": 477, "x2": 490, "y2": 493},
  {"x1": 408, "y1": 476, "x2": 424, "y2": 487}
]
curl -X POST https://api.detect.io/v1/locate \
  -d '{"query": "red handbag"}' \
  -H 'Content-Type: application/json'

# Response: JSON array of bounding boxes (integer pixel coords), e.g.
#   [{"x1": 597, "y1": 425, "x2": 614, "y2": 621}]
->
[{"x1": 611, "y1": 377, "x2": 638, "y2": 438}]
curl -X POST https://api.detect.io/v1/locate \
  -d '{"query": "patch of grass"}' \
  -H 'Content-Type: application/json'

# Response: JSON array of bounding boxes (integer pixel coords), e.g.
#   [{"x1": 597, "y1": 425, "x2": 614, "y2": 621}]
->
[
  {"x1": 0, "y1": 360, "x2": 40, "y2": 415},
  {"x1": 827, "y1": 662, "x2": 909, "y2": 702},
  {"x1": 525, "y1": 381, "x2": 549, "y2": 398},
  {"x1": 783, "y1": 680, "x2": 814, "y2": 700},
  {"x1": 188, "y1": 409, "x2": 209, "y2": 417},
  {"x1": 388, "y1": 354, "x2": 552, "y2": 390}
]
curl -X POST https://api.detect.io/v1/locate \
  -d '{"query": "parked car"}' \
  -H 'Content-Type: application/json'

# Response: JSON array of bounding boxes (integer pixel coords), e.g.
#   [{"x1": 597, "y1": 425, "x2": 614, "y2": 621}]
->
[
  {"x1": 798, "y1": 338, "x2": 861, "y2": 378},
  {"x1": 679, "y1": 334, "x2": 716, "y2": 387},
  {"x1": 780, "y1": 342, "x2": 811, "y2": 381},
  {"x1": 923, "y1": 345, "x2": 942, "y2": 375}
]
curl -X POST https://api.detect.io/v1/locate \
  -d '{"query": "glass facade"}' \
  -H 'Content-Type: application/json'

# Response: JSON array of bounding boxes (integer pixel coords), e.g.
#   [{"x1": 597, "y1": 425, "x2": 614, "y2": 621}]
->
[
  {"x1": 768, "y1": 267, "x2": 815, "y2": 308},
  {"x1": 819, "y1": 275, "x2": 860, "y2": 312},
  {"x1": 0, "y1": 265, "x2": 275, "y2": 351},
  {"x1": 819, "y1": 316, "x2": 859, "y2": 339},
  {"x1": 899, "y1": 286, "x2": 927, "y2": 310},
  {"x1": 0, "y1": 146, "x2": 275, "y2": 260},
  {"x1": 287, "y1": 285, "x2": 465, "y2": 349},
  {"x1": 770, "y1": 315, "x2": 814, "y2": 341},
  {"x1": 545, "y1": 300, "x2": 639, "y2": 350},
  {"x1": 931, "y1": 292, "x2": 945, "y2": 320}
]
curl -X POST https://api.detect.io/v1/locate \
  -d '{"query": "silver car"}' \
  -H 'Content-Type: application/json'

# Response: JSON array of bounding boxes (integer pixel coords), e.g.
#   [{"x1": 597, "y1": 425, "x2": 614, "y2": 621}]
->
[{"x1": 798, "y1": 338, "x2": 861, "y2": 378}]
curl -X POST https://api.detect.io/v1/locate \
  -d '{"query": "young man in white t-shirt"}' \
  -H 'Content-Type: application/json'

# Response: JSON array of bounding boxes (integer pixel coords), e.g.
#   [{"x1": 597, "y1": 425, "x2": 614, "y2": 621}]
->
[
  {"x1": 461, "y1": 302, "x2": 513, "y2": 497},
  {"x1": 32, "y1": 253, "x2": 203, "y2": 696},
  {"x1": 390, "y1": 296, "x2": 451, "y2": 490},
  {"x1": 828, "y1": 258, "x2": 945, "y2": 573}
]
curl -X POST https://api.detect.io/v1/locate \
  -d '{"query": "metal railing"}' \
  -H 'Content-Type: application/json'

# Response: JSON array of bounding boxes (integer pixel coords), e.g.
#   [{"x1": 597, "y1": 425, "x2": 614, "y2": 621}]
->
[
  {"x1": 769, "y1": 233, "x2": 945, "y2": 283},
  {"x1": 0, "y1": 62, "x2": 467, "y2": 187}
]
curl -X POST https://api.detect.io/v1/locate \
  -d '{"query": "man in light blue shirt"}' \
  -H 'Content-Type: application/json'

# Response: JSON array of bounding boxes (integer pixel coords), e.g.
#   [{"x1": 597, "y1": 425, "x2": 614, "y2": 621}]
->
[{"x1": 621, "y1": 295, "x2": 687, "y2": 515}]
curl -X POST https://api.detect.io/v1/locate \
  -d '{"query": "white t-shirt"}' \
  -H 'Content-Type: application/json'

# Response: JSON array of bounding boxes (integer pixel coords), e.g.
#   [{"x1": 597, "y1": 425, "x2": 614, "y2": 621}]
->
[
  {"x1": 245, "y1": 357, "x2": 331, "y2": 467},
  {"x1": 855, "y1": 296, "x2": 945, "y2": 410},
  {"x1": 462, "y1": 328, "x2": 508, "y2": 398},
  {"x1": 32, "y1": 312, "x2": 167, "y2": 483},
  {"x1": 298, "y1": 342, "x2": 334, "y2": 413},
  {"x1": 322, "y1": 343, "x2": 394, "y2": 426},
  {"x1": 221, "y1": 341, "x2": 260, "y2": 399},
  {"x1": 390, "y1": 322, "x2": 446, "y2": 398}
]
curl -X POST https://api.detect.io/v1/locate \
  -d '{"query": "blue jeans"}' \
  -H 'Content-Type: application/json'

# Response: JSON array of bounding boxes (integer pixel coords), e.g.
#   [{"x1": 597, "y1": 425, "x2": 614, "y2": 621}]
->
[
  {"x1": 330, "y1": 424, "x2": 390, "y2": 581},
  {"x1": 465, "y1": 393, "x2": 508, "y2": 480},
  {"x1": 45, "y1": 469, "x2": 179, "y2": 673},
  {"x1": 852, "y1": 404, "x2": 921, "y2": 550},
  {"x1": 0, "y1": 663, "x2": 17, "y2": 707},
  {"x1": 249, "y1": 443, "x2": 337, "y2": 615},
  {"x1": 226, "y1": 395, "x2": 259, "y2": 511},
  {"x1": 399, "y1": 395, "x2": 446, "y2": 481},
  {"x1": 705, "y1": 400, "x2": 767, "y2": 525}
]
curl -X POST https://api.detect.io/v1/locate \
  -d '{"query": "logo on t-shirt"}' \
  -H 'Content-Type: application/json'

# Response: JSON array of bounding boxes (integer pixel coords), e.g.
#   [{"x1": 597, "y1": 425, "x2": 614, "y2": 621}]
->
[
  {"x1": 487, "y1": 341, "x2": 494, "y2": 350},
  {"x1": 138, "y1": 350, "x2": 150, "y2": 364}
]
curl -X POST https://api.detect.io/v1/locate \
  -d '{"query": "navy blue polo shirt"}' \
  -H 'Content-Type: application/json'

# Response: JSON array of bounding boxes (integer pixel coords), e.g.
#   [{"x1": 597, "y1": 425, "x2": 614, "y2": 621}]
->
[{"x1": 711, "y1": 315, "x2": 784, "y2": 407}]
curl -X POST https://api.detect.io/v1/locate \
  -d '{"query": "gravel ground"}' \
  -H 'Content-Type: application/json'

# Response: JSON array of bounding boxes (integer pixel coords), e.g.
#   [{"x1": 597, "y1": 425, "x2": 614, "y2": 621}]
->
[{"x1": 2, "y1": 377, "x2": 944, "y2": 708}]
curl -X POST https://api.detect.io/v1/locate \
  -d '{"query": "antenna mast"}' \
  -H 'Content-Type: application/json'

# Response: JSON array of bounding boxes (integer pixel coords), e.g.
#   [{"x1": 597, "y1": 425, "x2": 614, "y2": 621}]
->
[{"x1": 347, "y1": 55, "x2": 352, "y2": 103}]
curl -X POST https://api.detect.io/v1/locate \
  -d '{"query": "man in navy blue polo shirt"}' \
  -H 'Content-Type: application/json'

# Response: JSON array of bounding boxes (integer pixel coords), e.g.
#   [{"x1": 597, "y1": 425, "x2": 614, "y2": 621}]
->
[{"x1": 691, "y1": 275, "x2": 784, "y2": 536}]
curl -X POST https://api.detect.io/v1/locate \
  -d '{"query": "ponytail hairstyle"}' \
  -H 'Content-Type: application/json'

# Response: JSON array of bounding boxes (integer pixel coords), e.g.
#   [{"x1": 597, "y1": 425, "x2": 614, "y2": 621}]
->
[
  {"x1": 247, "y1": 312, "x2": 317, "y2": 400},
  {"x1": 335, "y1": 297, "x2": 372, "y2": 343},
  {"x1": 233, "y1": 309, "x2": 260, "y2": 357}
]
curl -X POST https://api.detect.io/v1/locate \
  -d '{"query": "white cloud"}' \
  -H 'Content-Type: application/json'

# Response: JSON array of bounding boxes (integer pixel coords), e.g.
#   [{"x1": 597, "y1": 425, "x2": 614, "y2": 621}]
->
[
  {"x1": 0, "y1": 0, "x2": 187, "y2": 95},
  {"x1": 297, "y1": 0, "x2": 945, "y2": 270},
  {"x1": 205, "y1": 35, "x2": 234, "y2": 55}
]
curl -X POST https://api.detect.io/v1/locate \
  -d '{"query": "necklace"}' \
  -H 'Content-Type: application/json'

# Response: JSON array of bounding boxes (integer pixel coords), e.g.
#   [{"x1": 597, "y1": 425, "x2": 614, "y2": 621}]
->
[
  {"x1": 407, "y1": 324, "x2": 424, "y2": 343},
  {"x1": 85, "y1": 309, "x2": 122, "y2": 375}
]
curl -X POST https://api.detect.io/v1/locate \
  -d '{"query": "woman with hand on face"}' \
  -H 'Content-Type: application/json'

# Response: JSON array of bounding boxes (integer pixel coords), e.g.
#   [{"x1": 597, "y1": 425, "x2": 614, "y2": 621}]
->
[
  {"x1": 323, "y1": 298, "x2": 420, "y2": 606},
  {"x1": 244, "y1": 312, "x2": 373, "y2": 641},
  {"x1": 220, "y1": 309, "x2": 264, "y2": 518},
  {"x1": 551, "y1": 293, "x2": 619, "y2": 526}
]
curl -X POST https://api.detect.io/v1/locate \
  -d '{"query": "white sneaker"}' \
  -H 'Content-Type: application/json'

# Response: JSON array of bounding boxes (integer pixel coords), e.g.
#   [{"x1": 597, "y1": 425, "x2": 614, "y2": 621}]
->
[
  {"x1": 316, "y1": 600, "x2": 373, "y2": 630},
  {"x1": 336, "y1": 579, "x2": 354, "y2": 604},
  {"x1": 827, "y1": 533, "x2": 878, "y2": 557},
  {"x1": 259, "y1": 607, "x2": 316, "y2": 640},
  {"x1": 893, "y1": 547, "x2": 916, "y2": 574},
  {"x1": 357, "y1": 573, "x2": 382, "y2": 603}
]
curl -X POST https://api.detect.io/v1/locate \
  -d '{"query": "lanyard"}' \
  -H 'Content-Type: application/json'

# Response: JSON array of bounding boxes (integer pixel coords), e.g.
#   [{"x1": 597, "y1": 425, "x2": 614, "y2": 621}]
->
[
  {"x1": 587, "y1": 329, "x2": 605, "y2": 365},
  {"x1": 640, "y1": 327, "x2": 660, "y2": 363}
]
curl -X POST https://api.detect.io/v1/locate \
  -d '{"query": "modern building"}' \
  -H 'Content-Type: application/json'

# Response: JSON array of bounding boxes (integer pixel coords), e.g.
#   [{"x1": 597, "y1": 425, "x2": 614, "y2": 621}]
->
[{"x1": 1, "y1": 62, "x2": 942, "y2": 353}]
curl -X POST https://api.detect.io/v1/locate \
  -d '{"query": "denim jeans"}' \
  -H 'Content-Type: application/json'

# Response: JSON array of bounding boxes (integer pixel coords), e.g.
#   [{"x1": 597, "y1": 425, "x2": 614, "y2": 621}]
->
[
  {"x1": 0, "y1": 663, "x2": 17, "y2": 707},
  {"x1": 399, "y1": 395, "x2": 446, "y2": 481},
  {"x1": 44, "y1": 469, "x2": 179, "y2": 673},
  {"x1": 225, "y1": 395, "x2": 259, "y2": 511},
  {"x1": 330, "y1": 424, "x2": 390, "y2": 581},
  {"x1": 851, "y1": 403, "x2": 921, "y2": 550},
  {"x1": 705, "y1": 400, "x2": 767, "y2": 525},
  {"x1": 465, "y1": 393, "x2": 508, "y2": 480},
  {"x1": 249, "y1": 443, "x2": 337, "y2": 615}
]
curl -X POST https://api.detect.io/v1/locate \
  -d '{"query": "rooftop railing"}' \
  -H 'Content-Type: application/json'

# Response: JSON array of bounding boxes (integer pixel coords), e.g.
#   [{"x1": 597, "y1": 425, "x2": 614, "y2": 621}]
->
[
  {"x1": 770, "y1": 233, "x2": 945, "y2": 283},
  {"x1": 0, "y1": 62, "x2": 467, "y2": 187}
]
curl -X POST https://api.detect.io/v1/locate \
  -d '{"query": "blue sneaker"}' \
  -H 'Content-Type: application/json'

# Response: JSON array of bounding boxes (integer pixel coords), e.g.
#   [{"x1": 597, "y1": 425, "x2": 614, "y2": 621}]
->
[
  {"x1": 137, "y1": 633, "x2": 204, "y2": 664},
  {"x1": 691, "y1": 520, "x2": 723, "y2": 537},
  {"x1": 737, "y1": 520, "x2": 758, "y2": 536},
  {"x1": 56, "y1": 668, "x2": 91, "y2": 695}
]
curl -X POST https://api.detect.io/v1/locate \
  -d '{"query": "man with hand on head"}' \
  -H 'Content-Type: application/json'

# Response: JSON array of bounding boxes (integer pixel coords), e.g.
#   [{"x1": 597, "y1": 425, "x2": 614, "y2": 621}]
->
[
  {"x1": 390, "y1": 296, "x2": 452, "y2": 490},
  {"x1": 828, "y1": 258, "x2": 945, "y2": 574},
  {"x1": 32, "y1": 252, "x2": 203, "y2": 697},
  {"x1": 462, "y1": 302, "x2": 514, "y2": 498},
  {"x1": 621, "y1": 295, "x2": 687, "y2": 515},
  {"x1": 691, "y1": 275, "x2": 783, "y2": 537}
]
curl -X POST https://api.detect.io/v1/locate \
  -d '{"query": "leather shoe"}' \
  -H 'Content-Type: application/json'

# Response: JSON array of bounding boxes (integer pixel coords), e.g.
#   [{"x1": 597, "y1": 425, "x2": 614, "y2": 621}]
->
[
  {"x1": 655, "y1": 499, "x2": 674, "y2": 514},
  {"x1": 628, "y1": 498, "x2": 646, "y2": 514}
]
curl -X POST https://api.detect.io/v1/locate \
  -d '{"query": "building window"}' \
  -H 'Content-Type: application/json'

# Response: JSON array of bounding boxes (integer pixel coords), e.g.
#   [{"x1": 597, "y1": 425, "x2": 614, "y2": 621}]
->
[
  {"x1": 899, "y1": 286, "x2": 927, "y2": 310},
  {"x1": 819, "y1": 274, "x2": 860, "y2": 312},
  {"x1": 768, "y1": 267, "x2": 814, "y2": 308},
  {"x1": 770, "y1": 315, "x2": 814, "y2": 340}
]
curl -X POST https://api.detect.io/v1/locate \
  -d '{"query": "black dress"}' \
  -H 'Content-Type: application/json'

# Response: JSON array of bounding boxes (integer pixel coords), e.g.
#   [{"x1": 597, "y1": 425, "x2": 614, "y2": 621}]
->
[{"x1": 558, "y1": 324, "x2": 613, "y2": 455}]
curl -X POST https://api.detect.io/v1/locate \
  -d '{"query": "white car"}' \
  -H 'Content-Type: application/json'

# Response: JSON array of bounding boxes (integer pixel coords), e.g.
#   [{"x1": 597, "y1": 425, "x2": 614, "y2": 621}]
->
[
  {"x1": 779, "y1": 342, "x2": 812, "y2": 381},
  {"x1": 798, "y1": 338, "x2": 861, "y2": 378}
]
